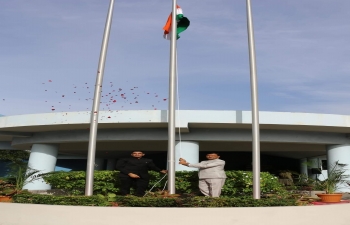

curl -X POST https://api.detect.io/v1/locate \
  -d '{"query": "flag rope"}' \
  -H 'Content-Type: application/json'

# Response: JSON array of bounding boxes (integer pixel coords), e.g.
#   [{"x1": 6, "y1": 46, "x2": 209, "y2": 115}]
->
[
  {"x1": 176, "y1": 50, "x2": 183, "y2": 159},
  {"x1": 143, "y1": 173, "x2": 168, "y2": 197}
]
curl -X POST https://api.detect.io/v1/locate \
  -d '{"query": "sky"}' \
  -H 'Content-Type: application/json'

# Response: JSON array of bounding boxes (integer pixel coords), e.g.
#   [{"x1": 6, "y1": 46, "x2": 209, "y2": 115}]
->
[{"x1": 1, "y1": 0, "x2": 350, "y2": 116}]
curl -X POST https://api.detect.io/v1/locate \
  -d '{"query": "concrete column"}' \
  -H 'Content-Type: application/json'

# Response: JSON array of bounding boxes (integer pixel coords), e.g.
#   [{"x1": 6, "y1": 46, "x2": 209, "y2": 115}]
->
[
  {"x1": 299, "y1": 158, "x2": 308, "y2": 176},
  {"x1": 175, "y1": 141, "x2": 199, "y2": 171},
  {"x1": 23, "y1": 144, "x2": 58, "y2": 190},
  {"x1": 327, "y1": 144, "x2": 350, "y2": 192},
  {"x1": 94, "y1": 158, "x2": 105, "y2": 170},
  {"x1": 106, "y1": 159, "x2": 116, "y2": 170}
]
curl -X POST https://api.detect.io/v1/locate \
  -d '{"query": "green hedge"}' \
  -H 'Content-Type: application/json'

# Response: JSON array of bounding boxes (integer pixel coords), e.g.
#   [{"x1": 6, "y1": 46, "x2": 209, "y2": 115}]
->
[
  {"x1": 181, "y1": 196, "x2": 299, "y2": 207},
  {"x1": 115, "y1": 195, "x2": 178, "y2": 207},
  {"x1": 43, "y1": 170, "x2": 119, "y2": 195},
  {"x1": 115, "y1": 196, "x2": 298, "y2": 207},
  {"x1": 43, "y1": 170, "x2": 286, "y2": 197},
  {"x1": 12, "y1": 193, "x2": 110, "y2": 206},
  {"x1": 13, "y1": 193, "x2": 299, "y2": 207},
  {"x1": 0, "y1": 150, "x2": 30, "y2": 162}
]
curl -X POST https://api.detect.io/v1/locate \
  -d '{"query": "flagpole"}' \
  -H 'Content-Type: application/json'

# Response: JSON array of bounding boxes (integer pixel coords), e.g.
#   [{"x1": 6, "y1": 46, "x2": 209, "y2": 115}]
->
[
  {"x1": 246, "y1": 0, "x2": 261, "y2": 199},
  {"x1": 167, "y1": 0, "x2": 178, "y2": 194},
  {"x1": 85, "y1": 0, "x2": 115, "y2": 196}
]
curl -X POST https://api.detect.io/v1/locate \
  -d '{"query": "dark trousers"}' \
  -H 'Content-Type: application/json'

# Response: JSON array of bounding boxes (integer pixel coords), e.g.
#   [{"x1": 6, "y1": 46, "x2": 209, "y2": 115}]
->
[{"x1": 119, "y1": 177, "x2": 149, "y2": 196}]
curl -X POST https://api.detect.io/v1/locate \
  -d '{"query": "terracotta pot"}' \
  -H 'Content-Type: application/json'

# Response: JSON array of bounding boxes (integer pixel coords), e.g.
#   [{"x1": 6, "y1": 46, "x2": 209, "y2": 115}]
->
[
  {"x1": 0, "y1": 196, "x2": 12, "y2": 203},
  {"x1": 316, "y1": 193, "x2": 343, "y2": 203}
]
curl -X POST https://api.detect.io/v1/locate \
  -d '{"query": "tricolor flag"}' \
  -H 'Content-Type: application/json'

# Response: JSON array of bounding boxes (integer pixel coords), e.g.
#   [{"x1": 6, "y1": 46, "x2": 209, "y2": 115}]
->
[{"x1": 163, "y1": 5, "x2": 190, "y2": 40}]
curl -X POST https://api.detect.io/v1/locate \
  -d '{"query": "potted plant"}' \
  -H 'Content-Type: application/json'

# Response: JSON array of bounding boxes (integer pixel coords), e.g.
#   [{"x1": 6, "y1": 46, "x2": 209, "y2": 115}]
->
[
  {"x1": 0, "y1": 178, "x2": 15, "y2": 202},
  {"x1": 0, "y1": 159, "x2": 41, "y2": 202},
  {"x1": 316, "y1": 161, "x2": 349, "y2": 203}
]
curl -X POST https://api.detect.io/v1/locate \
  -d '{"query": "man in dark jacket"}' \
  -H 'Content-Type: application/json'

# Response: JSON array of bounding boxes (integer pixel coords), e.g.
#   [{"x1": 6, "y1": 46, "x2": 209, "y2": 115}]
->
[{"x1": 116, "y1": 151, "x2": 167, "y2": 196}]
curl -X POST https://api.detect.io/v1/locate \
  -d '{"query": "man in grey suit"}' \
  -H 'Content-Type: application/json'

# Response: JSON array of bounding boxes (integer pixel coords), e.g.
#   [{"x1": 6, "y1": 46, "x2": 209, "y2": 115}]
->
[{"x1": 179, "y1": 152, "x2": 226, "y2": 197}]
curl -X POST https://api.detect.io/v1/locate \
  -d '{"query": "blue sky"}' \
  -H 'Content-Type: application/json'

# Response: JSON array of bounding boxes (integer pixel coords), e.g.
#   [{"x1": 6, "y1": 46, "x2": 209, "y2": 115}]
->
[{"x1": 1, "y1": 0, "x2": 350, "y2": 116}]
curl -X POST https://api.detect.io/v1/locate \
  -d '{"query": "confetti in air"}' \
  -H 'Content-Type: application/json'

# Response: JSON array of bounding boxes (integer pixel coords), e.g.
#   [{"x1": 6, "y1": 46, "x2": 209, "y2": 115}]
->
[{"x1": 0, "y1": 79, "x2": 169, "y2": 114}]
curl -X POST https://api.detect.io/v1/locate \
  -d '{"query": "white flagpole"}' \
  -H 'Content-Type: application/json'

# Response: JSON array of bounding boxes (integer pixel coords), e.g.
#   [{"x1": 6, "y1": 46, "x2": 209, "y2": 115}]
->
[
  {"x1": 246, "y1": 0, "x2": 261, "y2": 199},
  {"x1": 167, "y1": 0, "x2": 178, "y2": 194},
  {"x1": 85, "y1": 0, "x2": 115, "y2": 196}
]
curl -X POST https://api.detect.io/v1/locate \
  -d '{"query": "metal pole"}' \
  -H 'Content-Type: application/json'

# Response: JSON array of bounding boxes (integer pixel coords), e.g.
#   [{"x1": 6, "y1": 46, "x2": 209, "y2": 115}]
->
[
  {"x1": 246, "y1": 0, "x2": 261, "y2": 199},
  {"x1": 85, "y1": 0, "x2": 115, "y2": 196},
  {"x1": 167, "y1": 0, "x2": 178, "y2": 194}
]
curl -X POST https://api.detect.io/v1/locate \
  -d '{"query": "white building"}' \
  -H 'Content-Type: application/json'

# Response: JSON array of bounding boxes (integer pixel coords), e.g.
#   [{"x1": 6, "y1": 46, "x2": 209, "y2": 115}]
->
[{"x1": 1, "y1": 110, "x2": 350, "y2": 191}]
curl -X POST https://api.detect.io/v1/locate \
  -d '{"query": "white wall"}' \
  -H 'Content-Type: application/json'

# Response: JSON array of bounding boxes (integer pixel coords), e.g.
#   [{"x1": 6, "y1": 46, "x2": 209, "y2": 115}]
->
[{"x1": 1, "y1": 203, "x2": 350, "y2": 225}]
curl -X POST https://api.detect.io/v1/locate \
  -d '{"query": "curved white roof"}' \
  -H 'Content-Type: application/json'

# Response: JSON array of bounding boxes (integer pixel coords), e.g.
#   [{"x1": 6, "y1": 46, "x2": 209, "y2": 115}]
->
[
  {"x1": 1, "y1": 110, "x2": 350, "y2": 133},
  {"x1": 1, "y1": 110, "x2": 350, "y2": 159}
]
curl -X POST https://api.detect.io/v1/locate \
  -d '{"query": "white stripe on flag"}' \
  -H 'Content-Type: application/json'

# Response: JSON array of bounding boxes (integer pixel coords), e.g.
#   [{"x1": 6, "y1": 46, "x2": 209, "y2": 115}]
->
[{"x1": 164, "y1": 27, "x2": 172, "y2": 40}]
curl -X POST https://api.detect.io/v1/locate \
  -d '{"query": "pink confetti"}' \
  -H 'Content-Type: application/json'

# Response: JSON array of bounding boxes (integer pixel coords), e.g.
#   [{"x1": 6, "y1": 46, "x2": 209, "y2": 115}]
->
[{"x1": 48, "y1": 80, "x2": 52, "y2": 82}]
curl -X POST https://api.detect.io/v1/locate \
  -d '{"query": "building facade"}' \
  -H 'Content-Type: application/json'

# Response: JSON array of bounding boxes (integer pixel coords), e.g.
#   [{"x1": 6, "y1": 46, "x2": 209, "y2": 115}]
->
[{"x1": 1, "y1": 110, "x2": 350, "y2": 191}]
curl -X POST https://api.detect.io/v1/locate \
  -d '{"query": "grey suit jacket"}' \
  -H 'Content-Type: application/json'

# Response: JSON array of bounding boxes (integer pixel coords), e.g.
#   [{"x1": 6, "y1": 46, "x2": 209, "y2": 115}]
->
[{"x1": 188, "y1": 159, "x2": 226, "y2": 179}]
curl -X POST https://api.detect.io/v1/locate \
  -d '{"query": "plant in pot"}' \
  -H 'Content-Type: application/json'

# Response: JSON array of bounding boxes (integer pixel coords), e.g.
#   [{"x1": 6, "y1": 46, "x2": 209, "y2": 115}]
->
[
  {"x1": 0, "y1": 178, "x2": 16, "y2": 202},
  {"x1": 316, "y1": 161, "x2": 349, "y2": 203},
  {"x1": 0, "y1": 160, "x2": 41, "y2": 202}
]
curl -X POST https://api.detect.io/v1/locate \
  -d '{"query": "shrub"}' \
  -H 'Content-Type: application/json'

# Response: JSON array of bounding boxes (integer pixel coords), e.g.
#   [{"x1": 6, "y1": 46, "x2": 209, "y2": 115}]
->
[
  {"x1": 43, "y1": 170, "x2": 286, "y2": 197},
  {"x1": 222, "y1": 171, "x2": 287, "y2": 197},
  {"x1": 12, "y1": 193, "x2": 110, "y2": 206},
  {"x1": 116, "y1": 196, "x2": 178, "y2": 207},
  {"x1": 181, "y1": 196, "x2": 299, "y2": 207},
  {"x1": 43, "y1": 171, "x2": 119, "y2": 195},
  {"x1": 12, "y1": 193, "x2": 299, "y2": 207},
  {"x1": 0, "y1": 150, "x2": 30, "y2": 162},
  {"x1": 148, "y1": 171, "x2": 199, "y2": 194}
]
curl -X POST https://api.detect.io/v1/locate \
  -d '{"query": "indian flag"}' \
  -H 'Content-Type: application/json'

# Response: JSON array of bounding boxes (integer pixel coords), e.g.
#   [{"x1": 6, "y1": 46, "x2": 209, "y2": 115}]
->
[{"x1": 163, "y1": 5, "x2": 190, "y2": 40}]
